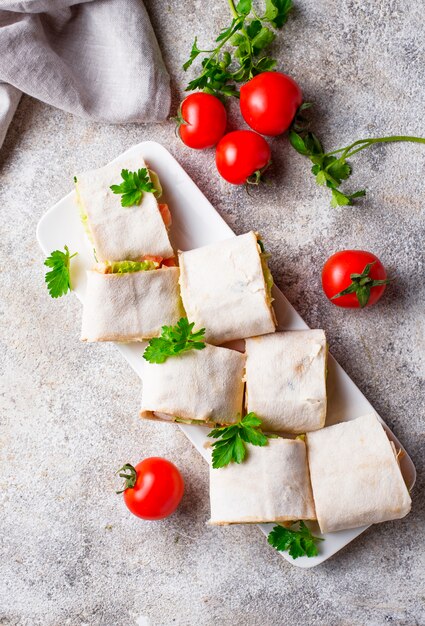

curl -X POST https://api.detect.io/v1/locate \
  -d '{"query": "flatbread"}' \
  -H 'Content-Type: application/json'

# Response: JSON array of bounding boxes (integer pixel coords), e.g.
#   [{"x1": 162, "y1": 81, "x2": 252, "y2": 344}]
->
[
  {"x1": 209, "y1": 438, "x2": 316, "y2": 524},
  {"x1": 306, "y1": 413, "x2": 412, "y2": 533},
  {"x1": 178, "y1": 232, "x2": 276, "y2": 345},
  {"x1": 245, "y1": 330, "x2": 327, "y2": 434},
  {"x1": 140, "y1": 344, "x2": 245, "y2": 425},
  {"x1": 76, "y1": 150, "x2": 174, "y2": 261},
  {"x1": 81, "y1": 267, "x2": 182, "y2": 342}
]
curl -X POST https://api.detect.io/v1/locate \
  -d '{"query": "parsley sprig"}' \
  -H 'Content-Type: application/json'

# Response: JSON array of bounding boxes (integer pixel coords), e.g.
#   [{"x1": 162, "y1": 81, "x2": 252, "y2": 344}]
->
[
  {"x1": 332, "y1": 261, "x2": 391, "y2": 308},
  {"x1": 208, "y1": 413, "x2": 273, "y2": 469},
  {"x1": 44, "y1": 245, "x2": 77, "y2": 298},
  {"x1": 143, "y1": 318, "x2": 206, "y2": 364},
  {"x1": 268, "y1": 521, "x2": 323, "y2": 559},
  {"x1": 183, "y1": 0, "x2": 292, "y2": 98},
  {"x1": 110, "y1": 168, "x2": 155, "y2": 207},
  {"x1": 290, "y1": 124, "x2": 425, "y2": 207}
]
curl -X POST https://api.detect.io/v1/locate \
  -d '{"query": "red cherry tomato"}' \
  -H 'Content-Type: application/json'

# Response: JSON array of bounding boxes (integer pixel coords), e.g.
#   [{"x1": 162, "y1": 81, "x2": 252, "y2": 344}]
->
[
  {"x1": 322, "y1": 250, "x2": 389, "y2": 309},
  {"x1": 120, "y1": 458, "x2": 184, "y2": 520},
  {"x1": 240, "y1": 72, "x2": 303, "y2": 136},
  {"x1": 177, "y1": 93, "x2": 227, "y2": 149},
  {"x1": 215, "y1": 130, "x2": 271, "y2": 185}
]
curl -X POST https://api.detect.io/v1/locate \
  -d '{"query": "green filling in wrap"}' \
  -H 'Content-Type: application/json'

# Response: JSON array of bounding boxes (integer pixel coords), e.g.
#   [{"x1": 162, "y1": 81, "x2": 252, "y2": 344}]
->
[{"x1": 105, "y1": 260, "x2": 158, "y2": 274}]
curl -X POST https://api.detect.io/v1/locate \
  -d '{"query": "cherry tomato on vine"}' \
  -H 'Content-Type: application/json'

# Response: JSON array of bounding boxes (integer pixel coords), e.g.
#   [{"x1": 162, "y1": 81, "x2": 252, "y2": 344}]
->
[
  {"x1": 117, "y1": 458, "x2": 184, "y2": 520},
  {"x1": 176, "y1": 93, "x2": 227, "y2": 149},
  {"x1": 322, "y1": 250, "x2": 391, "y2": 309},
  {"x1": 240, "y1": 72, "x2": 303, "y2": 137},
  {"x1": 215, "y1": 130, "x2": 271, "y2": 185}
]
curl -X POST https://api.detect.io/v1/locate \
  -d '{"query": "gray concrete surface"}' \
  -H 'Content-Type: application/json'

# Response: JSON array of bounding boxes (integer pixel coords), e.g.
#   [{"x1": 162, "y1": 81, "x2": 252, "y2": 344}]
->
[{"x1": 1, "y1": 1, "x2": 424, "y2": 625}]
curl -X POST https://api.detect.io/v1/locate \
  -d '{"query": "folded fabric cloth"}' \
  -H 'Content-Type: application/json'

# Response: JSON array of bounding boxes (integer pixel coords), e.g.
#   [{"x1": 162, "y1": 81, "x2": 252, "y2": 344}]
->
[{"x1": 0, "y1": 0, "x2": 171, "y2": 147}]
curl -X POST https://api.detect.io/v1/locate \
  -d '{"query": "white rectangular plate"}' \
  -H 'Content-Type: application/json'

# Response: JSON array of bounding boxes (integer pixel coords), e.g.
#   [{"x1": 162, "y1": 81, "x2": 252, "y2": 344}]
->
[{"x1": 36, "y1": 141, "x2": 415, "y2": 568}]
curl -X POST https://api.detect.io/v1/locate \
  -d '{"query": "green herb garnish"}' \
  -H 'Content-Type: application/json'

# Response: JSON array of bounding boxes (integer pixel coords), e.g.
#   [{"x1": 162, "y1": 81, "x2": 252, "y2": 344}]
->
[
  {"x1": 208, "y1": 413, "x2": 272, "y2": 469},
  {"x1": 183, "y1": 0, "x2": 292, "y2": 98},
  {"x1": 110, "y1": 168, "x2": 155, "y2": 207},
  {"x1": 289, "y1": 123, "x2": 425, "y2": 207},
  {"x1": 331, "y1": 261, "x2": 392, "y2": 308},
  {"x1": 44, "y1": 245, "x2": 77, "y2": 298},
  {"x1": 268, "y1": 521, "x2": 323, "y2": 559},
  {"x1": 143, "y1": 318, "x2": 206, "y2": 364}
]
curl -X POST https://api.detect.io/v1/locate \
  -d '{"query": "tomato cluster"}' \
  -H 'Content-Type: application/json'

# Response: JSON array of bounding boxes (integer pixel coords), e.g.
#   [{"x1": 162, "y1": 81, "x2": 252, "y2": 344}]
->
[
  {"x1": 176, "y1": 72, "x2": 302, "y2": 185},
  {"x1": 176, "y1": 75, "x2": 391, "y2": 311}
]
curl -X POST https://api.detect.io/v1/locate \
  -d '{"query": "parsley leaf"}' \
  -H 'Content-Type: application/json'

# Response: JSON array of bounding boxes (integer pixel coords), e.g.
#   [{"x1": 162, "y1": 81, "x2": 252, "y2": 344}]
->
[
  {"x1": 143, "y1": 318, "x2": 206, "y2": 364},
  {"x1": 330, "y1": 188, "x2": 351, "y2": 208},
  {"x1": 237, "y1": 0, "x2": 252, "y2": 15},
  {"x1": 44, "y1": 246, "x2": 77, "y2": 298},
  {"x1": 182, "y1": 37, "x2": 202, "y2": 71},
  {"x1": 182, "y1": 0, "x2": 293, "y2": 98},
  {"x1": 289, "y1": 114, "x2": 425, "y2": 206},
  {"x1": 207, "y1": 413, "x2": 271, "y2": 469},
  {"x1": 110, "y1": 168, "x2": 155, "y2": 207},
  {"x1": 267, "y1": 521, "x2": 323, "y2": 559},
  {"x1": 264, "y1": 0, "x2": 293, "y2": 29}
]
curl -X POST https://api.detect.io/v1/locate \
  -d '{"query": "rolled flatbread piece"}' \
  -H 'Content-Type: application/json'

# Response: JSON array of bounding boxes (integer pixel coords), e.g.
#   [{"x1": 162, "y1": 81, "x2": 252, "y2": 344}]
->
[
  {"x1": 245, "y1": 330, "x2": 327, "y2": 434},
  {"x1": 178, "y1": 232, "x2": 276, "y2": 345},
  {"x1": 140, "y1": 344, "x2": 245, "y2": 425},
  {"x1": 81, "y1": 267, "x2": 182, "y2": 342},
  {"x1": 75, "y1": 151, "x2": 174, "y2": 261},
  {"x1": 209, "y1": 438, "x2": 316, "y2": 524},
  {"x1": 306, "y1": 413, "x2": 412, "y2": 533}
]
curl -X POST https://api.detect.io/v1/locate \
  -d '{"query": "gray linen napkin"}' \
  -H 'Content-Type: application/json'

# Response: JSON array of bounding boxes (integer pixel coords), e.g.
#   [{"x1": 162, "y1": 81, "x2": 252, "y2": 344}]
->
[{"x1": 0, "y1": 0, "x2": 171, "y2": 147}]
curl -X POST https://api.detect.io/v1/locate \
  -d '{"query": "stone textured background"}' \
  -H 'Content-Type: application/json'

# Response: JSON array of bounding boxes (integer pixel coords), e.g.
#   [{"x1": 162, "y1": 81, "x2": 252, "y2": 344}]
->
[{"x1": 1, "y1": 1, "x2": 424, "y2": 625}]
